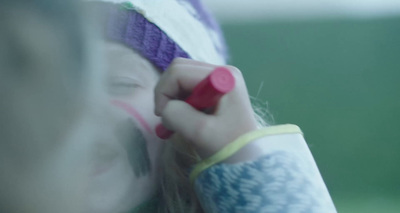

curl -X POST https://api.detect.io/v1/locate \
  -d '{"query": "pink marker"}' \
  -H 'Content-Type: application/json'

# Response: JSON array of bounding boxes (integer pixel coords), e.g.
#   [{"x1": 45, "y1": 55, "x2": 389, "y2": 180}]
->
[{"x1": 156, "y1": 67, "x2": 236, "y2": 139}]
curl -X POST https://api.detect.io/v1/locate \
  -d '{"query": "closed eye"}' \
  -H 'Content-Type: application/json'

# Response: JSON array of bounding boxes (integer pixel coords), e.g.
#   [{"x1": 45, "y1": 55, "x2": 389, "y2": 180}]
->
[{"x1": 107, "y1": 76, "x2": 142, "y2": 96}]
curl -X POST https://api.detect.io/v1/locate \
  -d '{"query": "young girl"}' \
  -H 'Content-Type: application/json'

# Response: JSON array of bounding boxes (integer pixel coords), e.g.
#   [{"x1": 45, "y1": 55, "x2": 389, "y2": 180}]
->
[{"x1": 88, "y1": 0, "x2": 337, "y2": 213}]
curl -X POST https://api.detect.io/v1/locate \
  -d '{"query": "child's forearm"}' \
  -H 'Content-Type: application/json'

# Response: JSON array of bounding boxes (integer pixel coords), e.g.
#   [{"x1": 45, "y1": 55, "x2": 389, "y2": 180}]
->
[{"x1": 193, "y1": 130, "x2": 337, "y2": 213}]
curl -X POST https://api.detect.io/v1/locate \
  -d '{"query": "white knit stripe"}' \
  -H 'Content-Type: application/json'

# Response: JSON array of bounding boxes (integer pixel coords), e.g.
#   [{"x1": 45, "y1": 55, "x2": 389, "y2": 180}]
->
[{"x1": 95, "y1": 0, "x2": 226, "y2": 65}]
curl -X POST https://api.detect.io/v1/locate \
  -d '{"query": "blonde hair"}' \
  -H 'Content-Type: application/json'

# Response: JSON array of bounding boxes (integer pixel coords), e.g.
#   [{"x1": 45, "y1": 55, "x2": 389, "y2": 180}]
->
[
  {"x1": 158, "y1": 100, "x2": 272, "y2": 213},
  {"x1": 159, "y1": 135, "x2": 203, "y2": 213}
]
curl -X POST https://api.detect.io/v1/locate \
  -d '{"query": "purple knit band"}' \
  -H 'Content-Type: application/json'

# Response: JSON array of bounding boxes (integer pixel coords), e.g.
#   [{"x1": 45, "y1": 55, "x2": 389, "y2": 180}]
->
[{"x1": 105, "y1": 5, "x2": 190, "y2": 71}]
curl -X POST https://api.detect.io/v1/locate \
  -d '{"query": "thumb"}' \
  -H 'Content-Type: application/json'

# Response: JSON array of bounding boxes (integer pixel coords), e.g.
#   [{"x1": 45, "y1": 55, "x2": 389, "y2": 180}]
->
[{"x1": 160, "y1": 100, "x2": 211, "y2": 143}]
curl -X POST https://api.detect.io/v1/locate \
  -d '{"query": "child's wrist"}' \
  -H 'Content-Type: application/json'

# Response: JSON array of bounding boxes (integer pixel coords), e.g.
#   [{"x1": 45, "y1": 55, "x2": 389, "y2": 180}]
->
[{"x1": 189, "y1": 124, "x2": 303, "y2": 183}]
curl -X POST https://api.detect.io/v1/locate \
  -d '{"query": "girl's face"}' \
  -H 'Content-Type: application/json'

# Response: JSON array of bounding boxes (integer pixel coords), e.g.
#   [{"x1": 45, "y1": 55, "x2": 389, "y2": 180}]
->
[{"x1": 86, "y1": 42, "x2": 164, "y2": 213}]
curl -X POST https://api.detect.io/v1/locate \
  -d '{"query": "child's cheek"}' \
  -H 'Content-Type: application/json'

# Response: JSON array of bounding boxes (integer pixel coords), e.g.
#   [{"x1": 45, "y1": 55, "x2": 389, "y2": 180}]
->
[
  {"x1": 111, "y1": 100, "x2": 164, "y2": 177},
  {"x1": 111, "y1": 100, "x2": 153, "y2": 134}
]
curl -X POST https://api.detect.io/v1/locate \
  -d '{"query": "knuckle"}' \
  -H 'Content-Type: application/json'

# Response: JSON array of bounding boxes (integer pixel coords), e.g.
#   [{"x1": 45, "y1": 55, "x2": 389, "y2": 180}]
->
[
  {"x1": 168, "y1": 65, "x2": 179, "y2": 75},
  {"x1": 226, "y1": 65, "x2": 242, "y2": 76},
  {"x1": 169, "y1": 58, "x2": 181, "y2": 67},
  {"x1": 173, "y1": 57, "x2": 187, "y2": 63},
  {"x1": 224, "y1": 65, "x2": 246, "y2": 87},
  {"x1": 167, "y1": 63, "x2": 185, "y2": 77},
  {"x1": 169, "y1": 57, "x2": 188, "y2": 69},
  {"x1": 225, "y1": 65, "x2": 243, "y2": 80}
]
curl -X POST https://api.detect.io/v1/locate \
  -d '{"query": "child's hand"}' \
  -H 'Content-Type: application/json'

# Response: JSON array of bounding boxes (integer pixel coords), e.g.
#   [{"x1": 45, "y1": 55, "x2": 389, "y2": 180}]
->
[{"x1": 154, "y1": 58, "x2": 258, "y2": 158}]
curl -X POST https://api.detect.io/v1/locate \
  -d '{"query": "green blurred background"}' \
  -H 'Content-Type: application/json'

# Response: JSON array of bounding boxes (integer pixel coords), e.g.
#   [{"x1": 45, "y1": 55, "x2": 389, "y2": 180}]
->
[{"x1": 221, "y1": 17, "x2": 400, "y2": 212}]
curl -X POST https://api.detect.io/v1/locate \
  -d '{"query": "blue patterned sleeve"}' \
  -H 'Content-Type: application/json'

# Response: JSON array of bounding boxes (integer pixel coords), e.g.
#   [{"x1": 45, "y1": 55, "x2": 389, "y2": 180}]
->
[{"x1": 194, "y1": 151, "x2": 337, "y2": 213}]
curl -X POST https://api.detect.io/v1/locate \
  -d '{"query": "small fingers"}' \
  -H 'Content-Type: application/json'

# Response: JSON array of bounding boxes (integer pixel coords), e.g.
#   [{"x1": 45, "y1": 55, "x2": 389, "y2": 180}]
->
[
  {"x1": 160, "y1": 100, "x2": 210, "y2": 142},
  {"x1": 154, "y1": 58, "x2": 218, "y2": 116}
]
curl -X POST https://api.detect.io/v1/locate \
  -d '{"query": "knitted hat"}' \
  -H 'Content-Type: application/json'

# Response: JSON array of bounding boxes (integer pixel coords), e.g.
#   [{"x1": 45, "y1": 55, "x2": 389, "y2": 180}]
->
[{"x1": 92, "y1": 0, "x2": 228, "y2": 71}]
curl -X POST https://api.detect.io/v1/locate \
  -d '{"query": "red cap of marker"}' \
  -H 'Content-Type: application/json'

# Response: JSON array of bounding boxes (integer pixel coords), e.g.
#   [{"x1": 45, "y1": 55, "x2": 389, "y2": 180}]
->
[{"x1": 156, "y1": 67, "x2": 235, "y2": 140}]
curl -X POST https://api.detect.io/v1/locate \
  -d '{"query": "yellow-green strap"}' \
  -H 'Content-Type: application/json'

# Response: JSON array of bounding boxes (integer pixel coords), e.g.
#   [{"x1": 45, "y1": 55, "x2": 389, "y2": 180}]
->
[{"x1": 190, "y1": 124, "x2": 303, "y2": 184}]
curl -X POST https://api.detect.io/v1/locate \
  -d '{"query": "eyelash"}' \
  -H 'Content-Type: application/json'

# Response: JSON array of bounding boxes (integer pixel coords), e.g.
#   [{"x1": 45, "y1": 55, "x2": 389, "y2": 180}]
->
[{"x1": 107, "y1": 77, "x2": 142, "y2": 96}]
